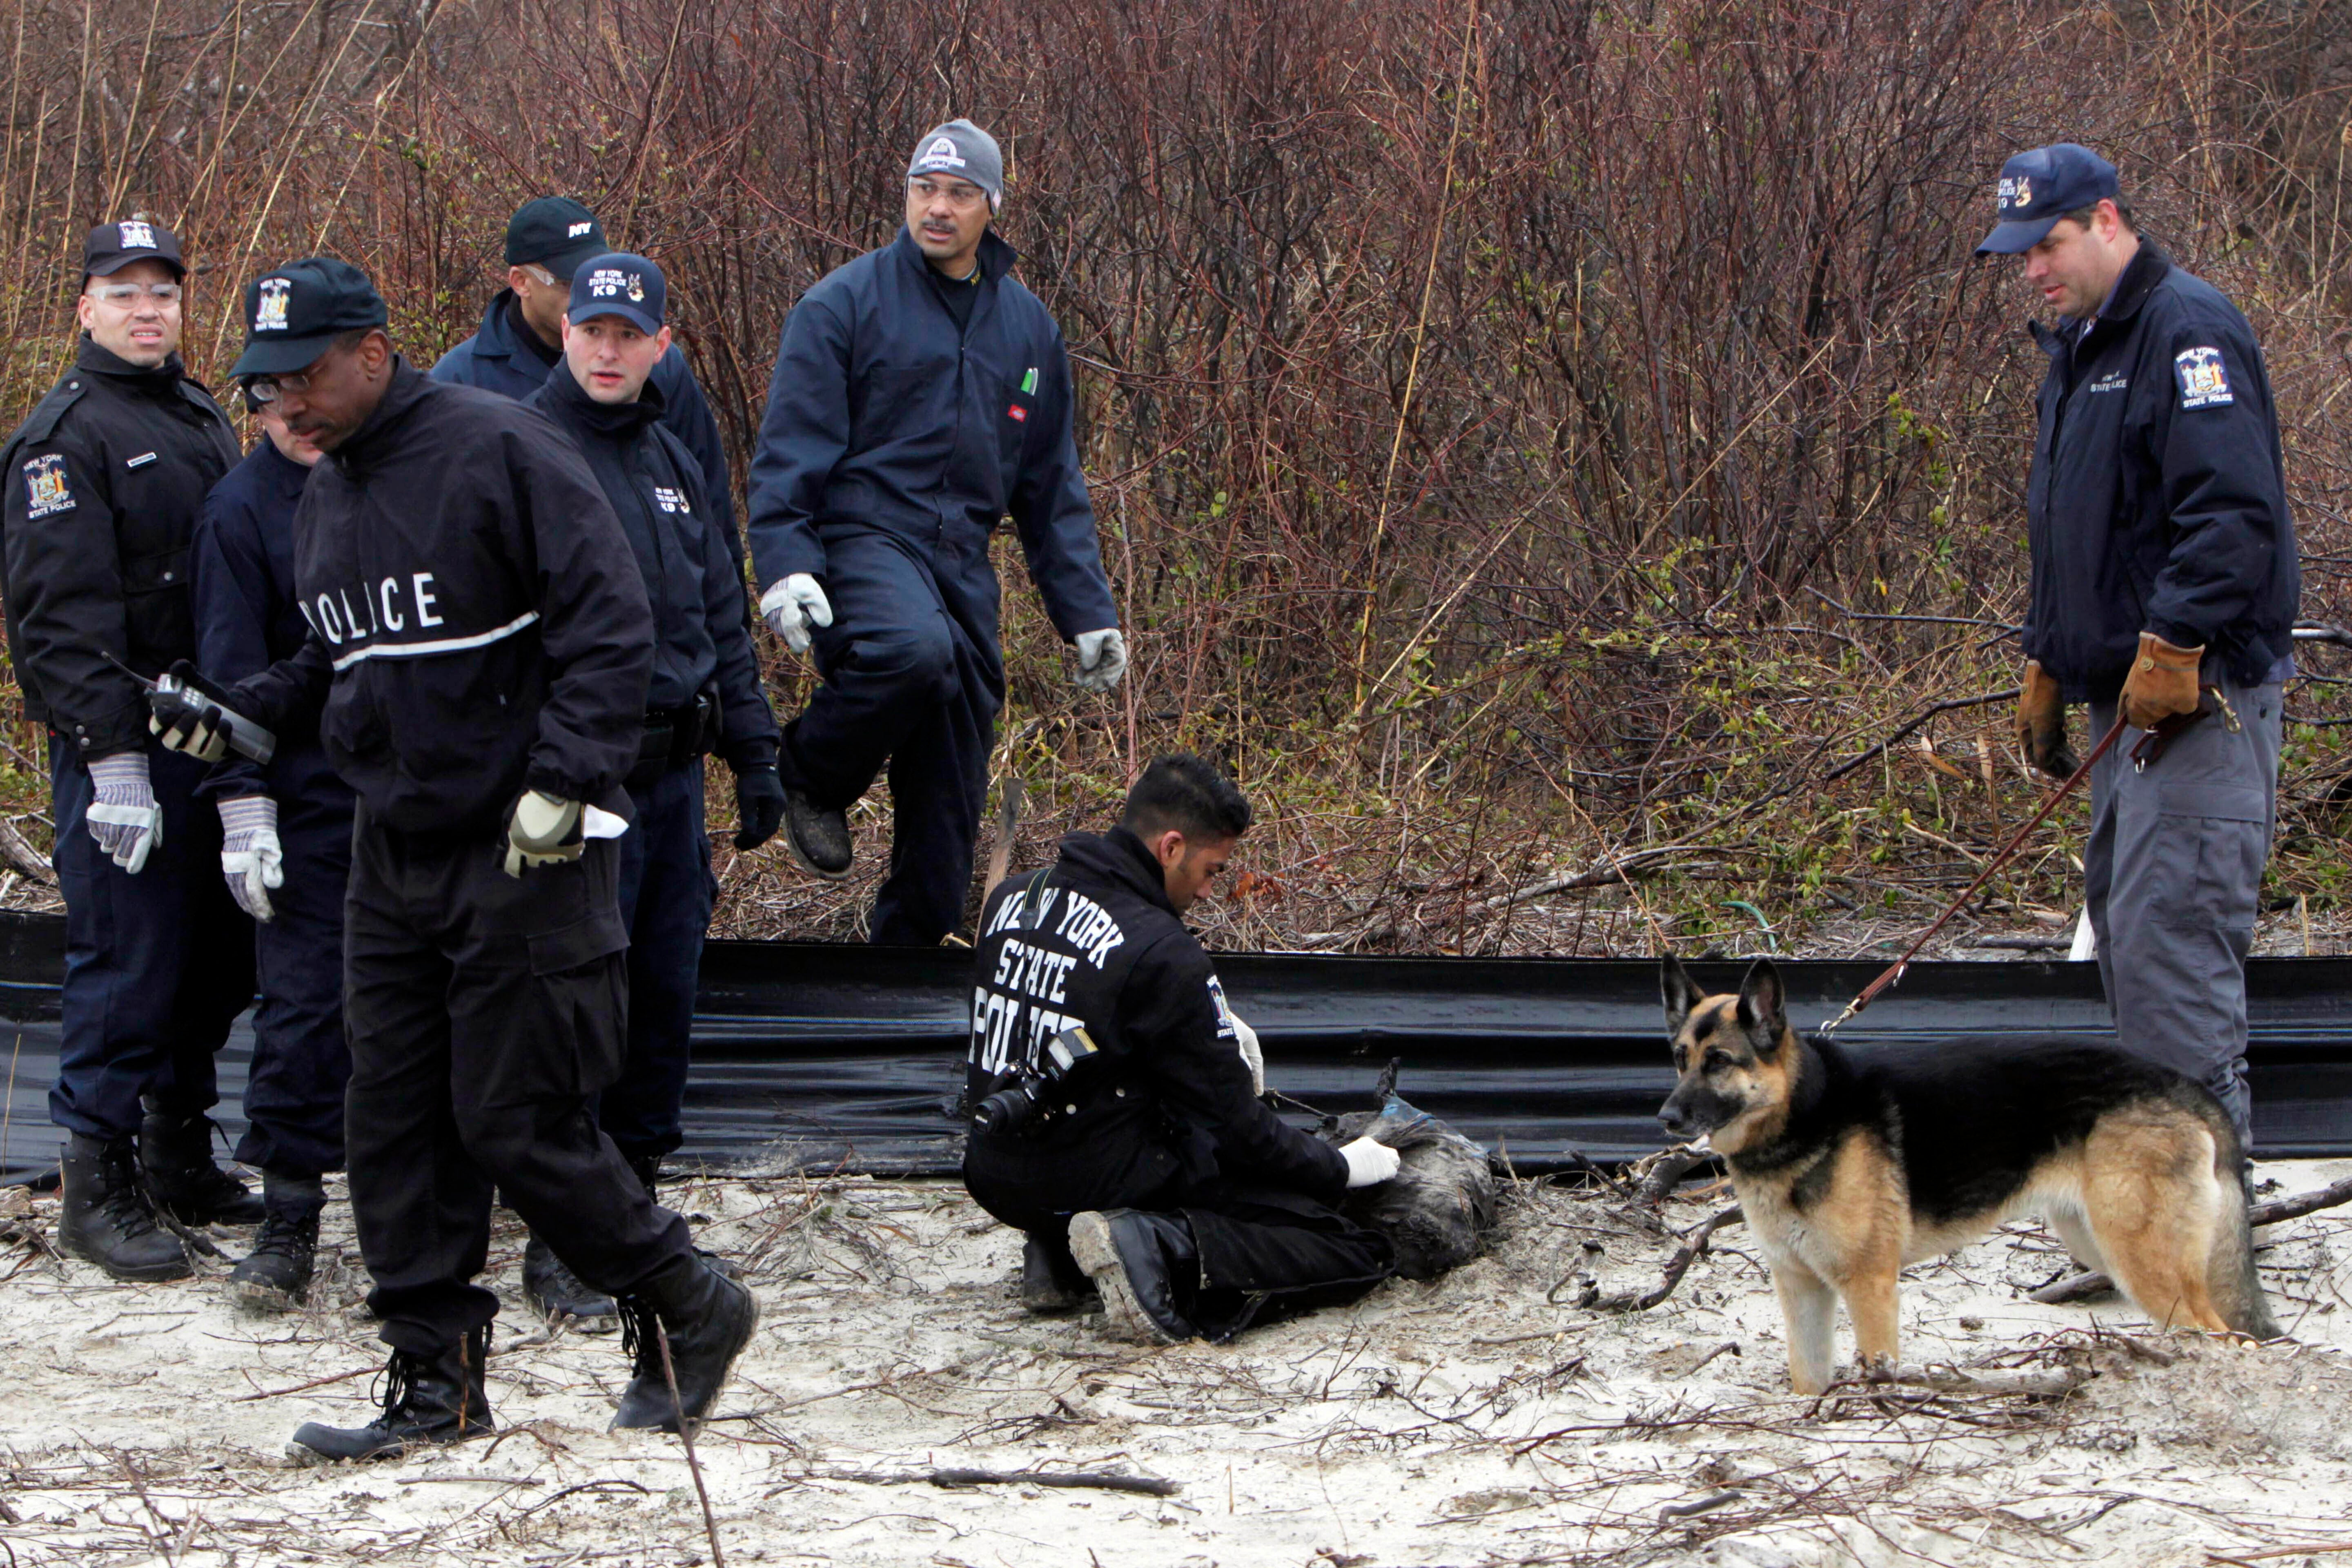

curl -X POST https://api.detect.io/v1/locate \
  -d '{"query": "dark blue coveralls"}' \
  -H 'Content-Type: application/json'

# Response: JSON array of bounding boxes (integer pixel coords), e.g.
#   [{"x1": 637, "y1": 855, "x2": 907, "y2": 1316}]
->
[
  {"x1": 0, "y1": 339, "x2": 253, "y2": 1140},
  {"x1": 432, "y1": 291, "x2": 739, "y2": 558},
  {"x1": 524, "y1": 368, "x2": 780, "y2": 1162},
  {"x1": 746, "y1": 227, "x2": 1117, "y2": 944},
  {"x1": 190, "y1": 438, "x2": 356, "y2": 1177}
]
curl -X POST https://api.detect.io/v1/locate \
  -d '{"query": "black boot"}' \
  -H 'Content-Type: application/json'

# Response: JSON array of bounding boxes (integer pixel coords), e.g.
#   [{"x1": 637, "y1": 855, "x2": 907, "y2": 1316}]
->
[
  {"x1": 781, "y1": 788, "x2": 851, "y2": 880},
  {"x1": 139, "y1": 1102, "x2": 266, "y2": 1226},
  {"x1": 1020, "y1": 1231, "x2": 1097, "y2": 1314},
  {"x1": 58, "y1": 1132, "x2": 191, "y2": 1282},
  {"x1": 523, "y1": 1232, "x2": 619, "y2": 1333},
  {"x1": 231, "y1": 1172, "x2": 325, "y2": 1312},
  {"x1": 626, "y1": 1151, "x2": 663, "y2": 1200},
  {"x1": 1067, "y1": 1209, "x2": 1198, "y2": 1344},
  {"x1": 288, "y1": 1328, "x2": 494, "y2": 1463},
  {"x1": 612, "y1": 1255, "x2": 759, "y2": 1432}
]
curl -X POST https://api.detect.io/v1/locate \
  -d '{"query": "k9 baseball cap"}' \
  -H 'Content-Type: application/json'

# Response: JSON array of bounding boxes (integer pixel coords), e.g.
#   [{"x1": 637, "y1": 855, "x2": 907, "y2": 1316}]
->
[
  {"x1": 228, "y1": 256, "x2": 389, "y2": 377},
  {"x1": 1976, "y1": 144, "x2": 2120, "y2": 256},
  {"x1": 566, "y1": 252, "x2": 666, "y2": 336}
]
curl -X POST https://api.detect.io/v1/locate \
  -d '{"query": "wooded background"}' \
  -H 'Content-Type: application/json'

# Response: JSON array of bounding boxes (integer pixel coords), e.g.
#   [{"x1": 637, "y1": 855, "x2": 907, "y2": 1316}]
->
[{"x1": 2, "y1": 0, "x2": 2349, "y2": 953}]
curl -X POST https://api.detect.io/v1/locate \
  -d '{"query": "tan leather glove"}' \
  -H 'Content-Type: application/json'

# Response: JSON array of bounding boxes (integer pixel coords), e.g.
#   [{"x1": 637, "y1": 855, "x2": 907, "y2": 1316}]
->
[
  {"x1": 2118, "y1": 633, "x2": 2204, "y2": 732},
  {"x1": 2015, "y1": 660, "x2": 2078, "y2": 779}
]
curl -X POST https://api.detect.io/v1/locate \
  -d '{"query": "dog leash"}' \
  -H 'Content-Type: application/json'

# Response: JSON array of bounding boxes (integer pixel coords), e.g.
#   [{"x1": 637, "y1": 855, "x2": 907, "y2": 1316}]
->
[{"x1": 1817, "y1": 711, "x2": 2132, "y2": 1034}]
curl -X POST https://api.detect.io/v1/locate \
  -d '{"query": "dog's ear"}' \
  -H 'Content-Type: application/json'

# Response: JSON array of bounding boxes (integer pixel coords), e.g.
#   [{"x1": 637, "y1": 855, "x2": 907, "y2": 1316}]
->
[
  {"x1": 1735, "y1": 958, "x2": 1788, "y2": 1054},
  {"x1": 1661, "y1": 954, "x2": 1702, "y2": 1039}
]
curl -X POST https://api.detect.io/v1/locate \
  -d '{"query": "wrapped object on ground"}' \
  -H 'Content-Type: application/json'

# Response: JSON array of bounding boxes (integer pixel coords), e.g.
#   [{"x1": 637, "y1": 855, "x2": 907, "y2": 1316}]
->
[{"x1": 1324, "y1": 1094, "x2": 1497, "y2": 1279}]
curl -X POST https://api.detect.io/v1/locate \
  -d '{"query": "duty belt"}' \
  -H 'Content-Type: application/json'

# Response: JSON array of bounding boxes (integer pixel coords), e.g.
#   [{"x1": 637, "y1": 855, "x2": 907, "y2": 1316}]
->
[{"x1": 628, "y1": 691, "x2": 718, "y2": 787}]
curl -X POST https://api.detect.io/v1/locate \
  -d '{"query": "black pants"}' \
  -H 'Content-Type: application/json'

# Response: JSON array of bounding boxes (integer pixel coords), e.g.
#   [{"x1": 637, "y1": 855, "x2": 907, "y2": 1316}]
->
[
  {"x1": 48, "y1": 736, "x2": 253, "y2": 1139},
  {"x1": 599, "y1": 757, "x2": 715, "y2": 1160},
  {"x1": 341, "y1": 808, "x2": 693, "y2": 1355},
  {"x1": 784, "y1": 528, "x2": 1002, "y2": 946},
  {"x1": 235, "y1": 791, "x2": 354, "y2": 1176},
  {"x1": 967, "y1": 1151, "x2": 1395, "y2": 1340}
]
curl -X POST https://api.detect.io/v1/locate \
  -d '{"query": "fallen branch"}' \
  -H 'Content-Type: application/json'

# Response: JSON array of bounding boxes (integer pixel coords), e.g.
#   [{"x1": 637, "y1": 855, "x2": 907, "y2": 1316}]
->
[
  {"x1": 1825, "y1": 1364, "x2": 2091, "y2": 1399},
  {"x1": 1471, "y1": 844, "x2": 1712, "y2": 915},
  {"x1": 1628, "y1": 1144, "x2": 1714, "y2": 1207},
  {"x1": 2032, "y1": 1174, "x2": 2352, "y2": 1305},
  {"x1": 1567, "y1": 1204, "x2": 1743, "y2": 1311},
  {"x1": 800, "y1": 1466, "x2": 1179, "y2": 1497},
  {"x1": 1823, "y1": 688, "x2": 2021, "y2": 783},
  {"x1": 0, "y1": 817, "x2": 51, "y2": 885}
]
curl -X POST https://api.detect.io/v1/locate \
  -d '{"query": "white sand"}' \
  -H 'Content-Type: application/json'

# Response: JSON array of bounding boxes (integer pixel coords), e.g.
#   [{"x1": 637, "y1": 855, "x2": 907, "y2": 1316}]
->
[{"x1": 2, "y1": 1158, "x2": 2350, "y2": 1567}]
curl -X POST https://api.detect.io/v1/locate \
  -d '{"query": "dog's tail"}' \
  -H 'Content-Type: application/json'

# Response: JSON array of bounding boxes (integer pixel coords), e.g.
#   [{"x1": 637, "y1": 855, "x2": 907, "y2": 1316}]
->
[{"x1": 2204, "y1": 1114, "x2": 2280, "y2": 1340}]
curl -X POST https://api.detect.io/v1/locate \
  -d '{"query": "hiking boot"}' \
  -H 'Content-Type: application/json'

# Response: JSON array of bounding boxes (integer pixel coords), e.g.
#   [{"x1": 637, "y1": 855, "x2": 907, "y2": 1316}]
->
[
  {"x1": 58, "y1": 1132, "x2": 191, "y2": 1281},
  {"x1": 230, "y1": 1172, "x2": 325, "y2": 1312},
  {"x1": 1067, "y1": 1209, "x2": 1197, "y2": 1345},
  {"x1": 523, "y1": 1232, "x2": 619, "y2": 1333},
  {"x1": 288, "y1": 1327, "x2": 494, "y2": 1463},
  {"x1": 139, "y1": 1103, "x2": 265, "y2": 1226},
  {"x1": 781, "y1": 788, "x2": 851, "y2": 880},
  {"x1": 1020, "y1": 1231, "x2": 1097, "y2": 1314},
  {"x1": 611, "y1": 1255, "x2": 760, "y2": 1432}
]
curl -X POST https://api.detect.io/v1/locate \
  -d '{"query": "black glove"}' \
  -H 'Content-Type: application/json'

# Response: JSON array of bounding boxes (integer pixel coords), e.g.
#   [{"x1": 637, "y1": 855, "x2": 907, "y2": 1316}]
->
[{"x1": 733, "y1": 764, "x2": 786, "y2": 851}]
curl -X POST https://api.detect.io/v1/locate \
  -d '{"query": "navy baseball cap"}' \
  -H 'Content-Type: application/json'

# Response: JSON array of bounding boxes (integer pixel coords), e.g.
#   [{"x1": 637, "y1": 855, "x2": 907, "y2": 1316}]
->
[
  {"x1": 506, "y1": 196, "x2": 606, "y2": 279},
  {"x1": 83, "y1": 218, "x2": 184, "y2": 279},
  {"x1": 1976, "y1": 144, "x2": 2120, "y2": 255},
  {"x1": 566, "y1": 252, "x2": 666, "y2": 336},
  {"x1": 228, "y1": 257, "x2": 389, "y2": 376}
]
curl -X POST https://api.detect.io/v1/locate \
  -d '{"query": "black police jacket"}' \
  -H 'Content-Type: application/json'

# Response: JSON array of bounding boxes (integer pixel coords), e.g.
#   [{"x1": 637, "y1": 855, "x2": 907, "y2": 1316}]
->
[
  {"x1": 524, "y1": 367, "x2": 777, "y2": 768},
  {"x1": 0, "y1": 337, "x2": 239, "y2": 757},
  {"x1": 230, "y1": 360, "x2": 655, "y2": 835},
  {"x1": 432, "y1": 289, "x2": 739, "y2": 561},
  {"x1": 2022, "y1": 243, "x2": 2299, "y2": 698},
  {"x1": 961, "y1": 827, "x2": 1348, "y2": 1205},
  {"x1": 188, "y1": 438, "x2": 356, "y2": 814},
  {"x1": 744, "y1": 227, "x2": 1117, "y2": 641}
]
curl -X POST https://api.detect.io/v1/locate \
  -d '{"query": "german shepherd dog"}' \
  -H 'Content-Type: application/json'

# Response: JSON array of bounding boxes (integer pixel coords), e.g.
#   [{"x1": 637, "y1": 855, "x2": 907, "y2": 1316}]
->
[{"x1": 1658, "y1": 956, "x2": 2276, "y2": 1394}]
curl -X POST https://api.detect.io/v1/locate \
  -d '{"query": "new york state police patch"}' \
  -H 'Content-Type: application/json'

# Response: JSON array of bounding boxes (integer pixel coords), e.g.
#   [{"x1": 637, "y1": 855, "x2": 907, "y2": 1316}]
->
[
  {"x1": 21, "y1": 454, "x2": 73, "y2": 518},
  {"x1": 2175, "y1": 345, "x2": 2234, "y2": 410}
]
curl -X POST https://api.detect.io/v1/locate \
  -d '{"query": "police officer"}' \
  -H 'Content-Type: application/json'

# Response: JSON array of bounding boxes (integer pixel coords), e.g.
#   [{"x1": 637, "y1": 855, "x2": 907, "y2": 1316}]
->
[
  {"x1": 0, "y1": 219, "x2": 263, "y2": 1282},
  {"x1": 434, "y1": 196, "x2": 737, "y2": 557},
  {"x1": 1983, "y1": 145, "x2": 2299, "y2": 1145},
  {"x1": 158, "y1": 257, "x2": 755, "y2": 1457},
  {"x1": 747, "y1": 119, "x2": 1127, "y2": 943},
  {"x1": 521, "y1": 252, "x2": 784, "y2": 1323},
  {"x1": 188, "y1": 388, "x2": 352, "y2": 1310},
  {"x1": 961, "y1": 754, "x2": 1399, "y2": 1343}
]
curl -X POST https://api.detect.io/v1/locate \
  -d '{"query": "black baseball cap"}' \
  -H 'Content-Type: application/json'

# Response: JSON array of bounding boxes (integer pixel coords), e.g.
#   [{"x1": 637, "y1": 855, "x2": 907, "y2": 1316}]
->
[
  {"x1": 566, "y1": 252, "x2": 666, "y2": 336},
  {"x1": 1976, "y1": 144, "x2": 2120, "y2": 256},
  {"x1": 227, "y1": 257, "x2": 389, "y2": 377},
  {"x1": 83, "y1": 218, "x2": 184, "y2": 280},
  {"x1": 506, "y1": 196, "x2": 606, "y2": 279}
]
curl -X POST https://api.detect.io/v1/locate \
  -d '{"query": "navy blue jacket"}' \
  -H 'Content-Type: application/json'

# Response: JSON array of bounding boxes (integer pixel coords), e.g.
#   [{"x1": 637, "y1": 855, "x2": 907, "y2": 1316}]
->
[
  {"x1": 744, "y1": 227, "x2": 1116, "y2": 641},
  {"x1": 431, "y1": 290, "x2": 738, "y2": 561},
  {"x1": 2023, "y1": 243, "x2": 2299, "y2": 698},
  {"x1": 188, "y1": 439, "x2": 356, "y2": 815},
  {"x1": 525, "y1": 367, "x2": 777, "y2": 768}
]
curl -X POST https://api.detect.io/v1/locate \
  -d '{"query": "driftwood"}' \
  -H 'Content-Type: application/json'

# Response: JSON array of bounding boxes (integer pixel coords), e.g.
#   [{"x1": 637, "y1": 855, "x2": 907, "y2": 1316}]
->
[
  {"x1": 0, "y1": 816, "x2": 52, "y2": 884},
  {"x1": 1561, "y1": 1204, "x2": 1744, "y2": 1311},
  {"x1": 2030, "y1": 1174, "x2": 2352, "y2": 1305},
  {"x1": 802, "y1": 1466, "x2": 1178, "y2": 1497}
]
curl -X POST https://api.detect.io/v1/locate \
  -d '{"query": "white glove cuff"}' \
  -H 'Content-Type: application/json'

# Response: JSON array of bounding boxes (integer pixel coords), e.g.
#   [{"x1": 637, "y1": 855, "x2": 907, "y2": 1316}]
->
[{"x1": 218, "y1": 795, "x2": 277, "y2": 837}]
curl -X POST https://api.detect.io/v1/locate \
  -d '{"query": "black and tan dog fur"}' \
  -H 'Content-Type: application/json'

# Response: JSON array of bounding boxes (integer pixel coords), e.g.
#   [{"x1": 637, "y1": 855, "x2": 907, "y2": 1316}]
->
[{"x1": 1658, "y1": 956, "x2": 2276, "y2": 1394}]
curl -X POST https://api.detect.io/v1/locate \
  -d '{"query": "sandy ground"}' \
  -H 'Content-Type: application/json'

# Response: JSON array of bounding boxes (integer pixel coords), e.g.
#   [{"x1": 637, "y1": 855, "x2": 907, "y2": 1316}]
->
[{"x1": 2, "y1": 1157, "x2": 2350, "y2": 1568}]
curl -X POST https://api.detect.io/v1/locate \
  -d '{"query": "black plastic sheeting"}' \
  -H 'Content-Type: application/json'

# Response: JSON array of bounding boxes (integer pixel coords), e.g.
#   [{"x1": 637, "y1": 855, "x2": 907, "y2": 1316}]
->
[{"x1": 4, "y1": 909, "x2": 2351, "y2": 1185}]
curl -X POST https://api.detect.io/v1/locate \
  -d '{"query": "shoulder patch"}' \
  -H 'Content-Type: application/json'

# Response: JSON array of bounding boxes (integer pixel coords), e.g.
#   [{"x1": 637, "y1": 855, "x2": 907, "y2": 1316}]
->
[
  {"x1": 2175, "y1": 345, "x2": 2234, "y2": 410},
  {"x1": 21, "y1": 454, "x2": 74, "y2": 518}
]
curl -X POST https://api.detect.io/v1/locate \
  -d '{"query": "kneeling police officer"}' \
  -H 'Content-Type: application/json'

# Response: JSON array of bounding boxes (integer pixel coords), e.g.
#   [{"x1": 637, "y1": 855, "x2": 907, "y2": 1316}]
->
[
  {"x1": 962, "y1": 755, "x2": 1399, "y2": 1343},
  {"x1": 158, "y1": 257, "x2": 755, "y2": 1458}
]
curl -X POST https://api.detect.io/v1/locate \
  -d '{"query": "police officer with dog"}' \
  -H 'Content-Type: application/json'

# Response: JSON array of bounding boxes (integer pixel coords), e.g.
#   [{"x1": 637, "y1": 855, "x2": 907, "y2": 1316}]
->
[
  {"x1": 746, "y1": 119, "x2": 1127, "y2": 943},
  {"x1": 0, "y1": 219, "x2": 264, "y2": 1282},
  {"x1": 157, "y1": 256, "x2": 755, "y2": 1457},
  {"x1": 962, "y1": 754, "x2": 1399, "y2": 1343},
  {"x1": 1984, "y1": 144, "x2": 2299, "y2": 1145},
  {"x1": 188, "y1": 387, "x2": 353, "y2": 1310},
  {"x1": 521, "y1": 250, "x2": 784, "y2": 1324},
  {"x1": 435, "y1": 196, "x2": 736, "y2": 555}
]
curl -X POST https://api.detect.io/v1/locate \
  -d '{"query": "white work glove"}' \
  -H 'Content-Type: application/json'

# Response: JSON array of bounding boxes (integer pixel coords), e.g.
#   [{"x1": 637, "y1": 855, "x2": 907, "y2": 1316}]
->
[
  {"x1": 760, "y1": 574, "x2": 833, "y2": 655},
  {"x1": 217, "y1": 795, "x2": 284, "y2": 922},
  {"x1": 1073, "y1": 628, "x2": 1127, "y2": 692},
  {"x1": 85, "y1": 753, "x2": 163, "y2": 874},
  {"x1": 1229, "y1": 1010, "x2": 1264, "y2": 1096},
  {"x1": 1339, "y1": 1136, "x2": 1401, "y2": 1189},
  {"x1": 503, "y1": 790, "x2": 583, "y2": 878}
]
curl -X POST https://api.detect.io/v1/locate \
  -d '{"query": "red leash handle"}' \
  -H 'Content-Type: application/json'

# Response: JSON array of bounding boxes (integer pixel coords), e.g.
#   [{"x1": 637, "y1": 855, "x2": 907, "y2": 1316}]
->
[{"x1": 1821, "y1": 713, "x2": 2129, "y2": 1033}]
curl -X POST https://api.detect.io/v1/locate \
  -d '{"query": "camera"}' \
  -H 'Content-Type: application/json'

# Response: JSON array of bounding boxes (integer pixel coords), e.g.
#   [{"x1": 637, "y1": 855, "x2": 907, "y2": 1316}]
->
[{"x1": 972, "y1": 1025, "x2": 1100, "y2": 1136}]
